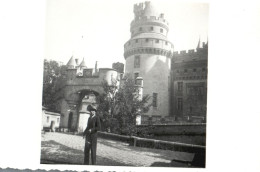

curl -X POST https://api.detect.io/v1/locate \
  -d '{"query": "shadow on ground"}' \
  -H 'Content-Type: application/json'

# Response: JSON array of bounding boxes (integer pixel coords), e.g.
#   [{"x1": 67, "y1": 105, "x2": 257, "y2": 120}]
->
[
  {"x1": 99, "y1": 138, "x2": 195, "y2": 164},
  {"x1": 41, "y1": 136, "x2": 203, "y2": 167},
  {"x1": 41, "y1": 140, "x2": 129, "y2": 166}
]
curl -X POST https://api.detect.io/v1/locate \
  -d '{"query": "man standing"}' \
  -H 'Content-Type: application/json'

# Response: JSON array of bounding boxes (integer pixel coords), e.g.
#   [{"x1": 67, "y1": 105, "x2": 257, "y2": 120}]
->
[{"x1": 83, "y1": 104, "x2": 101, "y2": 165}]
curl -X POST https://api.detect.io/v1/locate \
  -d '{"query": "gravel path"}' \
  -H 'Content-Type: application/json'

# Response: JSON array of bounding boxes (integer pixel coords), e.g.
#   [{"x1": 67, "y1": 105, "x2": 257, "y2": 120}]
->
[{"x1": 41, "y1": 132, "x2": 194, "y2": 167}]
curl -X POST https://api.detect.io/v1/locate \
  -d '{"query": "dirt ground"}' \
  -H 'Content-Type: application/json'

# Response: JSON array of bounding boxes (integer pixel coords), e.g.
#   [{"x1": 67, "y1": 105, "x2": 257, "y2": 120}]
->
[{"x1": 41, "y1": 132, "x2": 195, "y2": 167}]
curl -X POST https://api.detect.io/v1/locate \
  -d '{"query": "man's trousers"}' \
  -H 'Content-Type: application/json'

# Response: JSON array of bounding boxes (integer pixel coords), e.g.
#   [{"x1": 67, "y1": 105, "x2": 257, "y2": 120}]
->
[{"x1": 84, "y1": 133, "x2": 97, "y2": 165}]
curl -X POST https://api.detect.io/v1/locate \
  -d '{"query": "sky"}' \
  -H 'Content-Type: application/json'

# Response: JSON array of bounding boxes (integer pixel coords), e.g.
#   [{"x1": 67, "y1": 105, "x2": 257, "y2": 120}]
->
[{"x1": 44, "y1": 0, "x2": 209, "y2": 68}]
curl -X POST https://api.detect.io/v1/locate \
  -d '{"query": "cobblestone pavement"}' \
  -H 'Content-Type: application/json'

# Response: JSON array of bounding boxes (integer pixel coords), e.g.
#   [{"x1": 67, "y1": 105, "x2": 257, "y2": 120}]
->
[{"x1": 41, "y1": 132, "x2": 194, "y2": 167}]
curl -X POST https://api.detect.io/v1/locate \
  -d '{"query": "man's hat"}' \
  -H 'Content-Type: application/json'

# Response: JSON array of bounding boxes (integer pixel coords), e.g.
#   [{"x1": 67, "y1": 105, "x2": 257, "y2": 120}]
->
[{"x1": 87, "y1": 104, "x2": 97, "y2": 112}]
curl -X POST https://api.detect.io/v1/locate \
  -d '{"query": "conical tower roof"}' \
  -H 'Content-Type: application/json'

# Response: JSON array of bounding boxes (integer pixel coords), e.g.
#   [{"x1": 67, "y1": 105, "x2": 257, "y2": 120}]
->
[
  {"x1": 66, "y1": 56, "x2": 75, "y2": 68},
  {"x1": 79, "y1": 58, "x2": 87, "y2": 68}
]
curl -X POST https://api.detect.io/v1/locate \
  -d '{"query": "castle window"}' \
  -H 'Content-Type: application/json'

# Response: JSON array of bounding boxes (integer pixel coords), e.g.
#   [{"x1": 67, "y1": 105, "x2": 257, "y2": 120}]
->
[
  {"x1": 150, "y1": 26, "x2": 154, "y2": 31},
  {"x1": 134, "y1": 73, "x2": 139, "y2": 84},
  {"x1": 139, "y1": 27, "x2": 142, "y2": 31},
  {"x1": 47, "y1": 116, "x2": 49, "y2": 123},
  {"x1": 134, "y1": 56, "x2": 140, "y2": 68},
  {"x1": 145, "y1": 38, "x2": 149, "y2": 42},
  {"x1": 202, "y1": 68, "x2": 206, "y2": 72},
  {"x1": 57, "y1": 118, "x2": 59, "y2": 123},
  {"x1": 160, "y1": 28, "x2": 163, "y2": 33},
  {"x1": 177, "y1": 98, "x2": 183, "y2": 110},
  {"x1": 184, "y1": 69, "x2": 188, "y2": 73},
  {"x1": 165, "y1": 41, "x2": 168, "y2": 45},
  {"x1": 177, "y1": 70, "x2": 180, "y2": 73},
  {"x1": 135, "y1": 39, "x2": 138, "y2": 43},
  {"x1": 153, "y1": 93, "x2": 158, "y2": 107},
  {"x1": 177, "y1": 82, "x2": 183, "y2": 92},
  {"x1": 193, "y1": 68, "x2": 197, "y2": 72},
  {"x1": 156, "y1": 39, "x2": 159, "y2": 43}
]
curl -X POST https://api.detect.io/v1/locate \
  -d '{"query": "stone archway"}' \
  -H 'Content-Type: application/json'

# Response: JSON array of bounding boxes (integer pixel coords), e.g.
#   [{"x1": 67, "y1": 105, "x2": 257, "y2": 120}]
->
[
  {"x1": 76, "y1": 89, "x2": 100, "y2": 133},
  {"x1": 60, "y1": 85, "x2": 104, "y2": 131}
]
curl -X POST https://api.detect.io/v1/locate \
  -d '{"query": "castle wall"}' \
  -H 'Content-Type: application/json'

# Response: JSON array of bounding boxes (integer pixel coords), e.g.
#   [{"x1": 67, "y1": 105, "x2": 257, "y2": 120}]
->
[
  {"x1": 125, "y1": 54, "x2": 171, "y2": 117},
  {"x1": 171, "y1": 47, "x2": 208, "y2": 118},
  {"x1": 58, "y1": 98, "x2": 70, "y2": 128}
]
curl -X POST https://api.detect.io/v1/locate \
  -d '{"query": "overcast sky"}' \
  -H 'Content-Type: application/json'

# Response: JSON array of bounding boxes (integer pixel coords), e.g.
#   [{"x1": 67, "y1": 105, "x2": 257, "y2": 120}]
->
[{"x1": 44, "y1": 0, "x2": 208, "y2": 68}]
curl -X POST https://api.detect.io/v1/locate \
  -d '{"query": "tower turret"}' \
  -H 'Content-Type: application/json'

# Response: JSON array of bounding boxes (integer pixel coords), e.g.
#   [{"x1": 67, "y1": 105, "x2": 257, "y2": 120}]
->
[
  {"x1": 79, "y1": 58, "x2": 87, "y2": 69},
  {"x1": 197, "y1": 37, "x2": 201, "y2": 49},
  {"x1": 124, "y1": 1, "x2": 174, "y2": 117},
  {"x1": 66, "y1": 56, "x2": 77, "y2": 80},
  {"x1": 66, "y1": 56, "x2": 76, "y2": 69}
]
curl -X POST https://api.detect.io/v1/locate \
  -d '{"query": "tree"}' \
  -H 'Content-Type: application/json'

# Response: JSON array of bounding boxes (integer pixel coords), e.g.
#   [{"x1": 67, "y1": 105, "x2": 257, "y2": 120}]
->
[
  {"x1": 42, "y1": 59, "x2": 66, "y2": 111},
  {"x1": 97, "y1": 74, "x2": 151, "y2": 136}
]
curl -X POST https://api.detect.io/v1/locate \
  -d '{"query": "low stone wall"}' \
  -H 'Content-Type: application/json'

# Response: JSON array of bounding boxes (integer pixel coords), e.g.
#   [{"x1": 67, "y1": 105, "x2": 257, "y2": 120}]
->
[
  {"x1": 137, "y1": 123, "x2": 206, "y2": 135},
  {"x1": 98, "y1": 131, "x2": 205, "y2": 154},
  {"x1": 98, "y1": 131, "x2": 132, "y2": 143},
  {"x1": 141, "y1": 115, "x2": 206, "y2": 125}
]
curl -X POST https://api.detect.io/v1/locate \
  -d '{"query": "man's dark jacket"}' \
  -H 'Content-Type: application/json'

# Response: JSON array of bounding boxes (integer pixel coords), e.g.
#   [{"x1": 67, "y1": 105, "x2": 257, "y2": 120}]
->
[
  {"x1": 83, "y1": 114, "x2": 101, "y2": 136},
  {"x1": 83, "y1": 114, "x2": 101, "y2": 165}
]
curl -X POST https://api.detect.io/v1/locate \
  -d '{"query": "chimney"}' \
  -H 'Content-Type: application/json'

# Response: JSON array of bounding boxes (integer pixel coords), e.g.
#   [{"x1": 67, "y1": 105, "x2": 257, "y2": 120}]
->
[{"x1": 202, "y1": 42, "x2": 205, "y2": 48}]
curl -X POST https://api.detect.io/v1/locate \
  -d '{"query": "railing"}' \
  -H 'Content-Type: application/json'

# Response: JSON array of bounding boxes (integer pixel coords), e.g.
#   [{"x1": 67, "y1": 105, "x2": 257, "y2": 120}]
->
[{"x1": 97, "y1": 131, "x2": 205, "y2": 153}]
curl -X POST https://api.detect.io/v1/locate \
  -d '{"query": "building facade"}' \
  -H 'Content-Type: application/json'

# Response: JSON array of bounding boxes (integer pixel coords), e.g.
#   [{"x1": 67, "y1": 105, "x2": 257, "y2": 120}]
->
[
  {"x1": 42, "y1": 107, "x2": 61, "y2": 131},
  {"x1": 171, "y1": 41, "x2": 208, "y2": 120}
]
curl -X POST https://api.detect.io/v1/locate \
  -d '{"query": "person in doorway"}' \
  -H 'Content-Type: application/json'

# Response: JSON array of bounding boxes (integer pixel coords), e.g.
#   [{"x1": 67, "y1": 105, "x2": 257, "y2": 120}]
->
[{"x1": 83, "y1": 104, "x2": 101, "y2": 165}]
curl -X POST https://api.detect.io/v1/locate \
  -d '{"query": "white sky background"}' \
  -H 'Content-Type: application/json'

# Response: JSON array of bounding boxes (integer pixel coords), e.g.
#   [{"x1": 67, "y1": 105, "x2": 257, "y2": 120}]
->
[{"x1": 45, "y1": 0, "x2": 208, "y2": 68}]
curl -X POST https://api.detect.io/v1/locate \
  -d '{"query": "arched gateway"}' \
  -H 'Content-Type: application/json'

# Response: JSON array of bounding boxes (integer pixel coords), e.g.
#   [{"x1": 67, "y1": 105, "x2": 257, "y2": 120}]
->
[{"x1": 56, "y1": 57, "x2": 121, "y2": 132}]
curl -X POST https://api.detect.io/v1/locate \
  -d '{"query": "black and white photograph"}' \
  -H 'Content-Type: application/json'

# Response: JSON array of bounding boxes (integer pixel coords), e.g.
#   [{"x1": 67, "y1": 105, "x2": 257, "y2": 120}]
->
[
  {"x1": 41, "y1": 0, "x2": 208, "y2": 168},
  {"x1": 1, "y1": 0, "x2": 260, "y2": 172}
]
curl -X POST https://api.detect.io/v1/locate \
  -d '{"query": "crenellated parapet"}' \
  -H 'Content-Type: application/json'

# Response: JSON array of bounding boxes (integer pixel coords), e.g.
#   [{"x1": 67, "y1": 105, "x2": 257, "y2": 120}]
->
[
  {"x1": 171, "y1": 41, "x2": 208, "y2": 81},
  {"x1": 134, "y1": 2, "x2": 144, "y2": 18},
  {"x1": 65, "y1": 57, "x2": 120, "y2": 85},
  {"x1": 124, "y1": 38, "x2": 173, "y2": 59},
  {"x1": 67, "y1": 67, "x2": 119, "y2": 80},
  {"x1": 172, "y1": 42, "x2": 208, "y2": 63},
  {"x1": 124, "y1": 47, "x2": 173, "y2": 59},
  {"x1": 131, "y1": 1, "x2": 169, "y2": 38}
]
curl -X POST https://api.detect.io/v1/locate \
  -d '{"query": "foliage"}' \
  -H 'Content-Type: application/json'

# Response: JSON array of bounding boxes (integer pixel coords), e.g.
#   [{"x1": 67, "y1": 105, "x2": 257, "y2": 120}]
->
[
  {"x1": 42, "y1": 59, "x2": 66, "y2": 111},
  {"x1": 97, "y1": 74, "x2": 151, "y2": 136}
]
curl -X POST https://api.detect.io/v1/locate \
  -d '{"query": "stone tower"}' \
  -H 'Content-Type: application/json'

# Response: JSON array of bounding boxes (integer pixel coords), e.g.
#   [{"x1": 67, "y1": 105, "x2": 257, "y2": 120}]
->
[{"x1": 124, "y1": 1, "x2": 174, "y2": 117}]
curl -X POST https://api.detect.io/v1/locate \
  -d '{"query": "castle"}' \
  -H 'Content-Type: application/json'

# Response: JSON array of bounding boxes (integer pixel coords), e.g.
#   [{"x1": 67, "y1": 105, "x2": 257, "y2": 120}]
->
[
  {"x1": 55, "y1": 56, "x2": 122, "y2": 132},
  {"x1": 55, "y1": 1, "x2": 207, "y2": 132}
]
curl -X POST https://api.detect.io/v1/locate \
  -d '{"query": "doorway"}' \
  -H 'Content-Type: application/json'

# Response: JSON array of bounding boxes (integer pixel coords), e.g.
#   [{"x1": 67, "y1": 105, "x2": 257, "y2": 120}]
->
[{"x1": 68, "y1": 112, "x2": 73, "y2": 130}]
